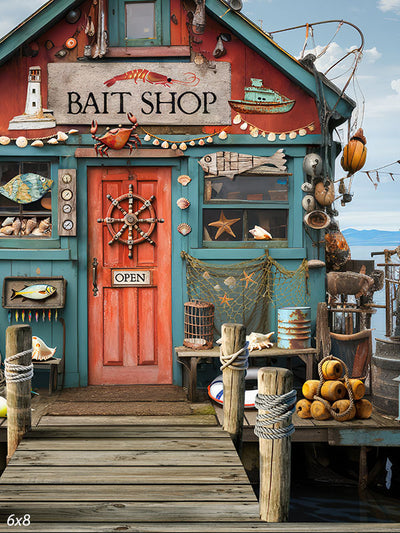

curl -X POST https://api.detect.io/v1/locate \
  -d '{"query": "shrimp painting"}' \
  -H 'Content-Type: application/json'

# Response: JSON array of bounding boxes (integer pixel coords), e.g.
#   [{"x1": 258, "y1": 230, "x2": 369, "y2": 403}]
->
[{"x1": 104, "y1": 69, "x2": 200, "y2": 88}]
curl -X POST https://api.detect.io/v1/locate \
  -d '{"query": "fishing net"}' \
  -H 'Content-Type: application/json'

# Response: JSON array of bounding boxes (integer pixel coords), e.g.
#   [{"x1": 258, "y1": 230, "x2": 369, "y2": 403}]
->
[{"x1": 181, "y1": 251, "x2": 309, "y2": 335}]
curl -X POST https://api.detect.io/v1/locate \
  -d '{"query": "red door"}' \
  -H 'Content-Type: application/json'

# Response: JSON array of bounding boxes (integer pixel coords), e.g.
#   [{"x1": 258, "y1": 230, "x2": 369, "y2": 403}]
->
[{"x1": 87, "y1": 167, "x2": 172, "y2": 384}]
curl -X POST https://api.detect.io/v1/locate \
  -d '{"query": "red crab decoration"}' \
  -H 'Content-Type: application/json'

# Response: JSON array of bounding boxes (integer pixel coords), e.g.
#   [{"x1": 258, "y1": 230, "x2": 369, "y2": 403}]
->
[{"x1": 90, "y1": 112, "x2": 142, "y2": 156}]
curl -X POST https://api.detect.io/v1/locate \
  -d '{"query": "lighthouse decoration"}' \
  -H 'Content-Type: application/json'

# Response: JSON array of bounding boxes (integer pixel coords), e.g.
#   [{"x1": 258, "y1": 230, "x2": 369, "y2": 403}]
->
[{"x1": 8, "y1": 66, "x2": 56, "y2": 130}]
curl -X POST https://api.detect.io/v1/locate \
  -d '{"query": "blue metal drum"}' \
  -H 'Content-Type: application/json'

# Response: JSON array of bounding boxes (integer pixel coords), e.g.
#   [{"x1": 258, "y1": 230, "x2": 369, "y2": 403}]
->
[{"x1": 277, "y1": 307, "x2": 311, "y2": 349}]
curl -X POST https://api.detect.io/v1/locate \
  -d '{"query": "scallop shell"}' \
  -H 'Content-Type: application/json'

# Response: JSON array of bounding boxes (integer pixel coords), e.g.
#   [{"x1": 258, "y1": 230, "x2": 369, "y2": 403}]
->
[
  {"x1": 31, "y1": 140, "x2": 44, "y2": 147},
  {"x1": 224, "y1": 276, "x2": 236, "y2": 288},
  {"x1": 12, "y1": 218, "x2": 21, "y2": 235},
  {"x1": 267, "y1": 132, "x2": 276, "y2": 141},
  {"x1": 2, "y1": 217, "x2": 15, "y2": 227},
  {"x1": 189, "y1": 140, "x2": 196, "y2": 146},
  {"x1": 240, "y1": 122, "x2": 248, "y2": 130},
  {"x1": 218, "y1": 130, "x2": 227, "y2": 140},
  {"x1": 152, "y1": 139, "x2": 160, "y2": 146},
  {"x1": 47, "y1": 138, "x2": 58, "y2": 145},
  {"x1": 177, "y1": 175, "x2": 191, "y2": 186},
  {"x1": 177, "y1": 223, "x2": 191, "y2": 236},
  {"x1": 198, "y1": 139, "x2": 205, "y2": 146},
  {"x1": 25, "y1": 217, "x2": 38, "y2": 235},
  {"x1": 179, "y1": 142, "x2": 187, "y2": 151},
  {"x1": 314, "y1": 180, "x2": 335, "y2": 206},
  {"x1": 171, "y1": 143, "x2": 178, "y2": 150},
  {"x1": 177, "y1": 197, "x2": 190, "y2": 210},
  {"x1": 144, "y1": 134, "x2": 151, "y2": 141},
  {"x1": 233, "y1": 114, "x2": 242, "y2": 124},
  {"x1": 0, "y1": 226, "x2": 14, "y2": 235},
  {"x1": 56, "y1": 131, "x2": 68, "y2": 142},
  {"x1": 299, "y1": 129, "x2": 307, "y2": 136},
  {"x1": 206, "y1": 137, "x2": 213, "y2": 143},
  {"x1": 16, "y1": 136, "x2": 28, "y2": 148},
  {"x1": 161, "y1": 141, "x2": 169, "y2": 148},
  {"x1": 0, "y1": 136, "x2": 10, "y2": 145},
  {"x1": 289, "y1": 131, "x2": 297, "y2": 139}
]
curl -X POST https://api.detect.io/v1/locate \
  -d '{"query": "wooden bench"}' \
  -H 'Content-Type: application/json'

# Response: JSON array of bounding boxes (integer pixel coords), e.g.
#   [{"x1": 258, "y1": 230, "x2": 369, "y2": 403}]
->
[
  {"x1": 32, "y1": 358, "x2": 63, "y2": 395},
  {"x1": 175, "y1": 345, "x2": 317, "y2": 402}
]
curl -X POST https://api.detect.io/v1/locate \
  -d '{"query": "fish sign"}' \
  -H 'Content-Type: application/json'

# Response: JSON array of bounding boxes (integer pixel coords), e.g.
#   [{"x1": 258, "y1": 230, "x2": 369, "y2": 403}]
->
[
  {"x1": 10, "y1": 284, "x2": 56, "y2": 301},
  {"x1": 0, "y1": 174, "x2": 53, "y2": 204}
]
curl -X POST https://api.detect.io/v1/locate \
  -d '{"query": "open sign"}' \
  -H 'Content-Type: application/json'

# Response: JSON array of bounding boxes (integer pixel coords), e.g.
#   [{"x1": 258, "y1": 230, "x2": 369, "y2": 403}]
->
[{"x1": 112, "y1": 269, "x2": 152, "y2": 287}]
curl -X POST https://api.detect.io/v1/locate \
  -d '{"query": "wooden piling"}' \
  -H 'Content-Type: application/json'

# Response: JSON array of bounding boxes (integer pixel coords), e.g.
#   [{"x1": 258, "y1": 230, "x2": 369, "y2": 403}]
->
[
  {"x1": 6, "y1": 325, "x2": 32, "y2": 463},
  {"x1": 221, "y1": 323, "x2": 247, "y2": 447},
  {"x1": 258, "y1": 367, "x2": 293, "y2": 522}
]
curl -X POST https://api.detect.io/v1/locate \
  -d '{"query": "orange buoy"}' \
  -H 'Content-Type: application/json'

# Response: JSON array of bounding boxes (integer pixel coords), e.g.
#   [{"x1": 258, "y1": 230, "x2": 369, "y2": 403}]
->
[
  {"x1": 340, "y1": 128, "x2": 367, "y2": 175},
  {"x1": 348, "y1": 378, "x2": 365, "y2": 400},
  {"x1": 321, "y1": 380, "x2": 346, "y2": 402},
  {"x1": 321, "y1": 360, "x2": 343, "y2": 380},
  {"x1": 302, "y1": 380, "x2": 320, "y2": 400},
  {"x1": 296, "y1": 399, "x2": 312, "y2": 419},
  {"x1": 332, "y1": 399, "x2": 356, "y2": 421},
  {"x1": 355, "y1": 399, "x2": 373, "y2": 419},
  {"x1": 310, "y1": 400, "x2": 331, "y2": 420}
]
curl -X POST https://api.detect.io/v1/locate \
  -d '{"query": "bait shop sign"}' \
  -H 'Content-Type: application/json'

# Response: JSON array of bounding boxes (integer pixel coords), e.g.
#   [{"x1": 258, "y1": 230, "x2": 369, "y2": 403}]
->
[{"x1": 48, "y1": 62, "x2": 231, "y2": 125}]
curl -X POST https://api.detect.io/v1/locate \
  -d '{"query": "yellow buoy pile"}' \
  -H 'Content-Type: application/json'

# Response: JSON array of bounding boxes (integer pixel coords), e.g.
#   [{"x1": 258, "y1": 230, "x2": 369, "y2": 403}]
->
[{"x1": 296, "y1": 356, "x2": 372, "y2": 421}]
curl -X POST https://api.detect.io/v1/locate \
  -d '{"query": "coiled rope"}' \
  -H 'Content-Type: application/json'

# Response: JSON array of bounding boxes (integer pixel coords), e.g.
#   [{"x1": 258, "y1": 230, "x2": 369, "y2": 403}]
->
[
  {"x1": 254, "y1": 389, "x2": 297, "y2": 440},
  {"x1": 219, "y1": 341, "x2": 249, "y2": 371},
  {"x1": 313, "y1": 355, "x2": 355, "y2": 420},
  {"x1": 4, "y1": 350, "x2": 34, "y2": 383}
]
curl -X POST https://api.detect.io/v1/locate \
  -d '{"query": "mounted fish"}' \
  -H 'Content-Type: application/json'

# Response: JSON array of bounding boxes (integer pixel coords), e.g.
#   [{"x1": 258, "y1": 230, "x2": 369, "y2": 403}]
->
[
  {"x1": 10, "y1": 284, "x2": 56, "y2": 301},
  {"x1": 32, "y1": 336, "x2": 57, "y2": 361},
  {"x1": 0, "y1": 174, "x2": 53, "y2": 204},
  {"x1": 199, "y1": 150, "x2": 286, "y2": 180}
]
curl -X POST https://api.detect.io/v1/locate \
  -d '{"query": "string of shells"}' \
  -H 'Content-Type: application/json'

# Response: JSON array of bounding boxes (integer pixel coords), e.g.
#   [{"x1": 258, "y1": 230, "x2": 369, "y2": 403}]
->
[
  {"x1": 0, "y1": 130, "x2": 78, "y2": 148},
  {"x1": 0, "y1": 216, "x2": 51, "y2": 237}
]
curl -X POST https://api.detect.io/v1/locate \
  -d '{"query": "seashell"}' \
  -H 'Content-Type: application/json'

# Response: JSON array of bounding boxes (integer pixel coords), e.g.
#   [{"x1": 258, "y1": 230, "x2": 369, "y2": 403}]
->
[
  {"x1": 12, "y1": 218, "x2": 21, "y2": 235},
  {"x1": 302, "y1": 195, "x2": 316, "y2": 212},
  {"x1": 2, "y1": 217, "x2": 15, "y2": 227},
  {"x1": 308, "y1": 124, "x2": 315, "y2": 132},
  {"x1": 144, "y1": 134, "x2": 151, "y2": 142},
  {"x1": 38, "y1": 217, "x2": 51, "y2": 232},
  {"x1": 16, "y1": 136, "x2": 28, "y2": 148},
  {"x1": 289, "y1": 131, "x2": 297, "y2": 139},
  {"x1": 179, "y1": 142, "x2": 187, "y2": 151},
  {"x1": 198, "y1": 139, "x2": 205, "y2": 146},
  {"x1": 307, "y1": 259, "x2": 326, "y2": 269},
  {"x1": 250, "y1": 128, "x2": 259, "y2": 138},
  {"x1": 0, "y1": 136, "x2": 10, "y2": 145},
  {"x1": 267, "y1": 132, "x2": 276, "y2": 141},
  {"x1": 177, "y1": 223, "x2": 191, "y2": 236},
  {"x1": 202, "y1": 271, "x2": 211, "y2": 280},
  {"x1": 247, "y1": 331, "x2": 274, "y2": 352},
  {"x1": 233, "y1": 114, "x2": 242, "y2": 124},
  {"x1": 171, "y1": 143, "x2": 178, "y2": 150},
  {"x1": 314, "y1": 180, "x2": 335, "y2": 206},
  {"x1": 161, "y1": 141, "x2": 169, "y2": 148},
  {"x1": 240, "y1": 122, "x2": 248, "y2": 130},
  {"x1": 47, "y1": 138, "x2": 58, "y2": 145},
  {"x1": 56, "y1": 131, "x2": 68, "y2": 142},
  {"x1": 0, "y1": 226, "x2": 14, "y2": 235},
  {"x1": 21, "y1": 218, "x2": 27, "y2": 233},
  {"x1": 152, "y1": 139, "x2": 160, "y2": 146},
  {"x1": 31, "y1": 140, "x2": 44, "y2": 147},
  {"x1": 299, "y1": 129, "x2": 307, "y2": 136},
  {"x1": 177, "y1": 175, "x2": 191, "y2": 186},
  {"x1": 218, "y1": 130, "x2": 227, "y2": 140},
  {"x1": 177, "y1": 197, "x2": 190, "y2": 210},
  {"x1": 206, "y1": 136, "x2": 213, "y2": 143},
  {"x1": 32, "y1": 336, "x2": 56, "y2": 361},
  {"x1": 279, "y1": 133, "x2": 287, "y2": 140},
  {"x1": 301, "y1": 182, "x2": 313, "y2": 193},
  {"x1": 31, "y1": 228, "x2": 45, "y2": 236},
  {"x1": 25, "y1": 217, "x2": 38, "y2": 235},
  {"x1": 67, "y1": 129, "x2": 79, "y2": 134},
  {"x1": 224, "y1": 276, "x2": 236, "y2": 288},
  {"x1": 249, "y1": 225, "x2": 272, "y2": 240},
  {"x1": 213, "y1": 284, "x2": 222, "y2": 291},
  {"x1": 189, "y1": 140, "x2": 196, "y2": 146}
]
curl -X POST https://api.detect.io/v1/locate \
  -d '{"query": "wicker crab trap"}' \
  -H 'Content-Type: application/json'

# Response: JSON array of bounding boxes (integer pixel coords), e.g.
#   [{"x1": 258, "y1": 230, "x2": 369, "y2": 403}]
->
[{"x1": 183, "y1": 299, "x2": 214, "y2": 349}]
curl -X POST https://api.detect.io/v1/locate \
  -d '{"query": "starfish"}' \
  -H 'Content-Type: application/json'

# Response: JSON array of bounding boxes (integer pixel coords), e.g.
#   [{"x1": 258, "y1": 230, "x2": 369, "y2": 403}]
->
[
  {"x1": 208, "y1": 210, "x2": 240, "y2": 239},
  {"x1": 218, "y1": 293, "x2": 234, "y2": 306},
  {"x1": 240, "y1": 270, "x2": 257, "y2": 289}
]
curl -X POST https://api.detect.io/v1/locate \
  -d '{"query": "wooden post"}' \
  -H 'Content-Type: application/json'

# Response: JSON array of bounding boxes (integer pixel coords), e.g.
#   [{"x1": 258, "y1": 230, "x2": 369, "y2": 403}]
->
[
  {"x1": 258, "y1": 367, "x2": 293, "y2": 522},
  {"x1": 6, "y1": 325, "x2": 32, "y2": 463},
  {"x1": 221, "y1": 323, "x2": 247, "y2": 447}
]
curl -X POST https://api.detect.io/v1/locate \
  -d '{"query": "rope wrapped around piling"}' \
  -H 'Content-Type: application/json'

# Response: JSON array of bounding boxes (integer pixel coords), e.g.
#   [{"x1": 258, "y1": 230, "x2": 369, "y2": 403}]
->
[
  {"x1": 219, "y1": 341, "x2": 249, "y2": 371},
  {"x1": 254, "y1": 389, "x2": 297, "y2": 440},
  {"x1": 313, "y1": 355, "x2": 355, "y2": 420},
  {"x1": 4, "y1": 349, "x2": 33, "y2": 383}
]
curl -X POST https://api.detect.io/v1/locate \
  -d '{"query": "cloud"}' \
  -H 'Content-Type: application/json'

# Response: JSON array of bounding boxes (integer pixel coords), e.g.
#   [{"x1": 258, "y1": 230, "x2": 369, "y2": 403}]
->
[
  {"x1": 391, "y1": 79, "x2": 400, "y2": 93},
  {"x1": 364, "y1": 47, "x2": 382, "y2": 63},
  {"x1": 378, "y1": 0, "x2": 400, "y2": 14}
]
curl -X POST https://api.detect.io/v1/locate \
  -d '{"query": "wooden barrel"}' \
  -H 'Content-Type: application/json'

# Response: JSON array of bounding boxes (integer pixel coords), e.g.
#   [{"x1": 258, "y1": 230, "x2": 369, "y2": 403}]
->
[
  {"x1": 321, "y1": 360, "x2": 343, "y2": 380},
  {"x1": 355, "y1": 399, "x2": 372, "y2": 419},
  {"x1": 310, "y1": 400, "x2": 331, "y2": 420},
  {"x1": 320, "y1": 380, "x2": 346, "y2": 402},
  {"x1": 348, "y1": 378, "x2": 365, "y2": 400},
  {"x1": 277, "y1": 307, "x2": 311, "y2": 349},
  {"x1": 302, "y1": 380, "x2": 319, "y2": 400},
  {"x1": 296, "y1": 399, "x2": 312, "y2": 419},
  {"x1": 332, "y1": 399, "x2": 356, "y2": 421},
  {"x1": 371, "y1": 338, "x2": 400, "y2": 416}
]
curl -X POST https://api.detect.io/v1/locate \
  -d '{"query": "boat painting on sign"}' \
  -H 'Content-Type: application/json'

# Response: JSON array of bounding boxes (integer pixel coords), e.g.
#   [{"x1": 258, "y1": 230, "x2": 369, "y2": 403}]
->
[{"x1": 229, "y1": 78, "x2": 295, "y2": 114}]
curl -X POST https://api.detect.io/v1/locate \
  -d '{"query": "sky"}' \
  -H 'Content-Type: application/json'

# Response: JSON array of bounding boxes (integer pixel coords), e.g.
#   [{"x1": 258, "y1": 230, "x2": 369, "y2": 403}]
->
[{"x1": 1, "y1": 0, "x2": 400, "y2": 231}]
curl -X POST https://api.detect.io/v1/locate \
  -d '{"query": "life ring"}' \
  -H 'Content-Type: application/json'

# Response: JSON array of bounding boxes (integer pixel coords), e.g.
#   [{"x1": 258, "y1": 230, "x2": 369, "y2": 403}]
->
[{"x1": 208, "y1": 367, "x2": 259, "y2": 409}]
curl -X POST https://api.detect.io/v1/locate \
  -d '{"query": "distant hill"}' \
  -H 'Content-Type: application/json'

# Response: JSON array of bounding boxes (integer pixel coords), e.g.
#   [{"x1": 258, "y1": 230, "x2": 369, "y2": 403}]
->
[{"x1": 342, "y1": 228, "x2": 400, "y2": 247}]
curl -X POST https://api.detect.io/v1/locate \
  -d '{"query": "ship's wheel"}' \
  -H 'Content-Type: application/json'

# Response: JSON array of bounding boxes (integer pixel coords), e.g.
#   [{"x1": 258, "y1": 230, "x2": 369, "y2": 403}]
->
[{"x1": 97, "y1": 183, "x2": 164, "y2": 258}]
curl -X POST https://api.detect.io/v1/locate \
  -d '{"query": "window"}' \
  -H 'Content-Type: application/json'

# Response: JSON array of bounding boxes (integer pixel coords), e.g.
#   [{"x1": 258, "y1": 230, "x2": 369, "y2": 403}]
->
[
  {"x1": 109, "y1": 0, "x2": 169, "y2": 47},
  {"x1": 202, "y1": 167, "x2": 290, "y2": 245},
  {"x1": 0, "y1": 161, "x2": 52, "y2": 238}
]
